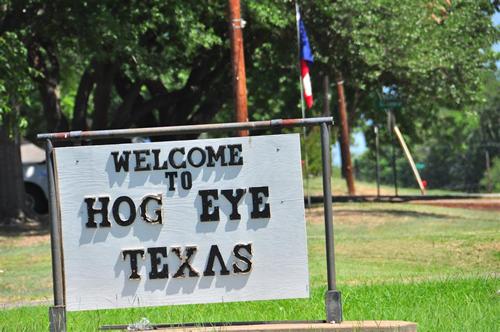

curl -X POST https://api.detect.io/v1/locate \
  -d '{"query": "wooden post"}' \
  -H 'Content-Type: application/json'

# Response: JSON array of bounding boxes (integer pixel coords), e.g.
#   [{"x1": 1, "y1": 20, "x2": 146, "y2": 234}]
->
[
  {"x1": 393, "y1": 126, "x2": 425, "y2": 195},
  {"x1": 336, "y1": 75, "x2": 355, "y2": 196},
  {"x1": 374, "y1": 125, "x2": 381, "y2": 197},
  {"x1": 49, "y1": 306, "x2": 66, "y2": 332},
  {"x1": 485, "y1": 150, "x2": 492, "y2": 193},
  {"x1": 228, "y1": 0, "x2": 249, "y2": 137}
]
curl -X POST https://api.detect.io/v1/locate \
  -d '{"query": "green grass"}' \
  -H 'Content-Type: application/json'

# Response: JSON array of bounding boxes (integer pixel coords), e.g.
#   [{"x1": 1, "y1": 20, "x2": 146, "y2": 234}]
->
[
  {"x1": 1, "y1": 278, "x2": 498, "y2": 331},
  {"x1": 0, "y1": 237, "x2": 52, "y2": 303},
  {"x1": 1, "y1": 203, "x2": 499, "y2": 331}
]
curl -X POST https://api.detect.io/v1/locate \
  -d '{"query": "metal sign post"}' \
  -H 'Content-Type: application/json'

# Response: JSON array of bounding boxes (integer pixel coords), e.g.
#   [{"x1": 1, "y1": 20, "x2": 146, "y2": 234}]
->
[
  {"x1": 374, "y1": 126, "x2": 381, "y2": 198},
  {"x1": 321, "y1": 123, "x2": 342, "y2": 323},
  {"x1": 387, "y1": 110, "x2": 398, "y2": 197},
  {"x1": 38, "y1": 117, "x2": 341, "y2": 330},
  {"x1": 378, "y1": 88, "x2": 402, "y2": 198},
  {"x1": 45, "y1": 140, "x2": 66, "y2": 332}
]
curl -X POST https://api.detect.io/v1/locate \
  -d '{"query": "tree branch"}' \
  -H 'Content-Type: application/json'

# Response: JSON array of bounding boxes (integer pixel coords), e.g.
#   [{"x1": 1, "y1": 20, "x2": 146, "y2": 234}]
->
[
  {"x1": 26, "y1": 37, "x2": 68, "y2": 132},
  {"x1": 92, "y1": 61, "x2": 116, "y2": 129}
]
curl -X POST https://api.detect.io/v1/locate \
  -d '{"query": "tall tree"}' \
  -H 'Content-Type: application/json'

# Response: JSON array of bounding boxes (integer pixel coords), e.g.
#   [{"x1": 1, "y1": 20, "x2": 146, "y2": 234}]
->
[
  {"x1": 0, "y1": 1, "x2": 498, "y2": 222},
  {"x1": 357, "y1": 71, "x2": 500, "y2": 192},
  {"x1": 0, "y1": 31, "x2": 33, "y2": 223}
]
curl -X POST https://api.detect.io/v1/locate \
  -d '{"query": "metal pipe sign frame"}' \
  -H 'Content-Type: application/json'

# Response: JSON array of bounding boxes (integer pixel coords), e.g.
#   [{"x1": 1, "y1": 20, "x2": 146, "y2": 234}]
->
[{"x1": 38, "y1": 117, "x2": 342, "y2": 331}]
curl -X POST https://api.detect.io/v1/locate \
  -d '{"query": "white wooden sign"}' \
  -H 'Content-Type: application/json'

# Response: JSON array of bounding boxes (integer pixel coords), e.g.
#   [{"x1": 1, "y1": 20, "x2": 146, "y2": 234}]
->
[{"x1": 54, "y1": 134, "x2": 309, "y2": 311}]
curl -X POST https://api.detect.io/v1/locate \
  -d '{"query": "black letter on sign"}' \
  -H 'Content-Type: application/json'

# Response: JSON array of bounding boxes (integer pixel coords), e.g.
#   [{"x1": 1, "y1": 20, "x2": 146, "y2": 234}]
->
[
  {"x1": 172, "y1": 247, "x2": 199, "y2": 278},
  {"x1": 111, "y1": 151, "x2": 131, "y2": 172},
  {"x1": 147, "y1": 247, "x2": 168, "y2": 279},
  {"x1": 203, "y1": 245, "x2": 230, "y2": 276},
  {"x1": 84, "y1": 196, "x2": 110, "y2": 228},
  {"x1": 122, "y1": 249, "x2": 144, "y2": 280},
  {"x1": 133, "y1": 150, "x2": 151, "y2": 172},
  {"x1": 221, "y1": 189, "x2": 246, "y2": 220},
  {"x1": 206, "y1": 145, "x2": 227, "y2": 167},
  {"x1": 164, "y1": 172, "x2": 178, "y2": 191},
  {"x1": 249, "y1": 186, "x2": 271, "y2": 219},
  {"x1": 228, "y1": 144, "x2": 243, "y2": 166},
  {"x1": 140, "y1": 194, "x2": 162, "y2": 224},
  {"x1": 152, "y1": 149, "x2": 168, "y2": 170},
  {"x1": 113, "y1": 196, "x2": 136, "y2": 226},
  {"x1": 180, "y1": 171, "x2": 192, "y2": 190},
  {"x1": 187, "y1": 147, "x2": 207, "y2": 168},
  {"x1": 169, "y1": 147, "x2": 186, "y2": 169},
  {"x1": 198, "y1": 190, "x2": 219, "y2": 222},
  {"x1": 233, "y1": 243, "x2": 253, "y2": 274}
]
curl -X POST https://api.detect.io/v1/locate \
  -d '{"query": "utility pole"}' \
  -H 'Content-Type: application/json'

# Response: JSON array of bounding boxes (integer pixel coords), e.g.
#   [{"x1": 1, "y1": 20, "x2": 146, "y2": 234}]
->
[
  {"x1": 388, "y1": 110, "x2": 398, "y2": 196},
  {"x1": 228, "y1": 0, "x2": 249, "y2": 136},
  {"x1": 323, "y1": 76, "x2": 331, "y2": 117},
  {"x1": 336, "y1": 74, "x2": 356, "y2": 196}
]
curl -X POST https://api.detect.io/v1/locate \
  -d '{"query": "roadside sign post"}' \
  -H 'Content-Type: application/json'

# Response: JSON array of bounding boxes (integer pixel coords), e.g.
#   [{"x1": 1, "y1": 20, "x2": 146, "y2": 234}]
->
[
  {"x1": 321, "y1": 123, "x2": 342, "y2": 322},
  {"x1": 45, "y1": 139, "x2": 66, "y2": 332},
  {"x1": 388, "y1": 110, "x2": 399, "y2": 197},
  {"x1": 378, "y1": 91, "x2": 425, "y2": 195},
  {"x1": 378, "y1": 90, "x2": 402, "y2": 197},
  {"x1": 374, "y1": 126, "x2": 381, "y2": 198},
  {"x1": 39, "y1": 117, "x2": 342, "y2": 331}
]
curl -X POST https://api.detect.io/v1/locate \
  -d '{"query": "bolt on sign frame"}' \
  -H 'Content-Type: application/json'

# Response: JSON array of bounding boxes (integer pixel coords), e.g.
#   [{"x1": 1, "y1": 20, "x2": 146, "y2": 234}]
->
[{"x1": 37, "y1": 117, "x2": 342, "y2": 332}]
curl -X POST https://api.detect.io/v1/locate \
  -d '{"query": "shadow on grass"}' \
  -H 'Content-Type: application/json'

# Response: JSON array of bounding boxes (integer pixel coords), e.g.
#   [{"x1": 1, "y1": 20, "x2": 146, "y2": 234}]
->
[
  {"x1": 334, "y1": 209, "x2": 453, "y2": 220},
  {"x1": 0, "y1": 214, "x2": 49, "y2": 237}
]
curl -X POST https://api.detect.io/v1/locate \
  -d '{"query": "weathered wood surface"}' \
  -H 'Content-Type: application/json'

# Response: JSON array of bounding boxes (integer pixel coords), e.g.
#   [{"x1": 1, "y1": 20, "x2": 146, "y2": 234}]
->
[
  {"x1": 129, "y1": 321, "x2": 418, "y2": 332},
  {"x1": 55, "y1": 134, "x2": 309, "y2": 311}
]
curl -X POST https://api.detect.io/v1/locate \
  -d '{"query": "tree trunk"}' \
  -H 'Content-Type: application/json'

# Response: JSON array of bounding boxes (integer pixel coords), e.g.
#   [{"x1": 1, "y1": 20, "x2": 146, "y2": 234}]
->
[
  {"x1": 38, "y1": 81, "x2": 68, "y2": 132},
  {"x1": 92, "y1": 62, "x2": 116, "y2": 130},
  {"x1": 72, "y1": 68, "x2": 95, "y2": 131},
  {"x1": 111, "y1": 80, "x2": 143, "y2": 129},
  {"x1": 336, "y1": 73, "x2": 356, "y2": 196},
  {"x1": 0, "y1": 123, "x2": 25, "y2": 224}
]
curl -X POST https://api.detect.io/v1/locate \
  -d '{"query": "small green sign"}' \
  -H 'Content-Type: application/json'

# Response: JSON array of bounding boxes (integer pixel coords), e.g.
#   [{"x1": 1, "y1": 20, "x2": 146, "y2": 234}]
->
[
  {"x1": 377, "y1": 88, "x2": 403, "y2": 110},
  {"x1": 416, "y1": 162, "x2": 426, "y2": 170},
  {"x1": 378, "y1": 98, "x2": 402, "y2": 110}
]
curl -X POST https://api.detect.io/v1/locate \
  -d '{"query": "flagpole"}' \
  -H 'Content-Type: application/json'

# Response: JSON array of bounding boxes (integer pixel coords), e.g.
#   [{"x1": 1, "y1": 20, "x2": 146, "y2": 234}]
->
[
  {"x1": 295, "y1": 1, "x2": 311, "y2": 208},
  {"x1": 295, "y1": 2, "x2": 307, "y2": 122}
]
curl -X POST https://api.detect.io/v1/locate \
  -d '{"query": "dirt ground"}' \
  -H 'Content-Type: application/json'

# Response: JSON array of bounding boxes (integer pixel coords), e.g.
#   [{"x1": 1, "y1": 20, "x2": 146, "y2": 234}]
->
[{"x1": 412, "y1": 199, "x2": 500, "y2": 211}]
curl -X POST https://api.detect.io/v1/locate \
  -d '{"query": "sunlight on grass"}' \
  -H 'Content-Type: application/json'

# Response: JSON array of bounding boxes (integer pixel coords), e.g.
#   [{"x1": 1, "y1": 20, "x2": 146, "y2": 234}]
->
[
  {"x1": 1, "y1": 202, "x2": 498, "y2": 331},
  {"x1": 304, "y1": 174, "x2": 459, "y2": 196}
]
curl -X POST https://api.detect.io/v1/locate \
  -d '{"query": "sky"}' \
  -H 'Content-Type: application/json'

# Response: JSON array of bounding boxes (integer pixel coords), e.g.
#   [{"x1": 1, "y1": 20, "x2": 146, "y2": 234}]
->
[
  {"x1": 332, "y1": 11, "x2": 499, "y2": 167},
  {"x1": 332, "y1": 131, "x2": 366, "y2": 167}
]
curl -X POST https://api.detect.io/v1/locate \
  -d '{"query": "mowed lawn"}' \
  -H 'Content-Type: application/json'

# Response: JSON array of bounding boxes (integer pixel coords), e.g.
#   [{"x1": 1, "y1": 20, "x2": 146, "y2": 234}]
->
[
  {"x1": 304, "y1": 174, "x2": 459, "y2": 196},
  {"x1": 0, "y1": 202, "x2": 499, "y2": 331}
]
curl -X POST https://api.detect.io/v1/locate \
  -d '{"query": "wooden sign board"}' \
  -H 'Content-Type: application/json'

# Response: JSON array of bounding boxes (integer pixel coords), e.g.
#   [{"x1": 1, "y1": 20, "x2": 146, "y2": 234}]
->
[{"x1": 54, "y1": 134, "x2": 309, "y2": 311}]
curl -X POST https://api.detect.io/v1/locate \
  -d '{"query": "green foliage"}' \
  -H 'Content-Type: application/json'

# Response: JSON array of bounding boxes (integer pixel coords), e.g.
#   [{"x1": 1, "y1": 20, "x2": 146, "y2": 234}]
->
[
  {"x1": 481, "y1": 157, "x2": 500, "y2": 191},
  {"x1": 0, "y1": 32, "x2": 32, "y2": 134},
  {"x1": 358, "y1": 70, "x2": 500, "y2": 192},
  {"x1": 1, "y1": 0, "x2": 498, "y2": 135},
  {"x1": 415, "y1": 71, "x2": 500, "y2": 191},
  {"x1": 306, "y1": 0, "x2": 498, "y2": 140},
  {"x1": 302, "y1": 128, "x2": 323, "y2": 176},
  {"x1": 22, "y1": 1, "x2": 225, "y2": 80},
  {"x1": 94, "y1": 1, "x2": 224, "y2": 81}
]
